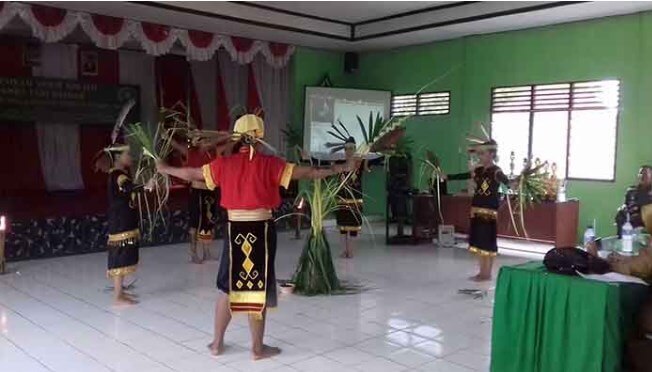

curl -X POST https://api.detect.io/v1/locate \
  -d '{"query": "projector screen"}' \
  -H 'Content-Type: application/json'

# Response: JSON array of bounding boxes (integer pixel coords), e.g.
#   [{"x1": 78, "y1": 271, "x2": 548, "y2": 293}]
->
[{"x1": 303, "y1": 87, "x2": 391, "y2": 159}]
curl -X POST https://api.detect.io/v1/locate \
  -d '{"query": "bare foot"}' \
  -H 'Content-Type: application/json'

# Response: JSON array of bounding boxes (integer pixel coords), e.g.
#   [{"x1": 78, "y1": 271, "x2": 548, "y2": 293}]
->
[
  {"x1": 123, "y1": 292, "x2": 139, "y2": 299},
  {"x1": 252, "y1": 345, "x2": 281, "y2": 360},
  {"x1": 469, "y1": 274, "x2": 491, "y2": 282},
  {"x1": 190, "y1": 256, "x2": 203, "y2": 264},
  {"x1": 113, "y1": 294, "x2": 138, "y2": 306},
  {"x1": 207, "y1": 341, "x2": 224, "y2": 356},
  {"x1": 340, "y1": 251, "x2": 352, "y2": 259}
]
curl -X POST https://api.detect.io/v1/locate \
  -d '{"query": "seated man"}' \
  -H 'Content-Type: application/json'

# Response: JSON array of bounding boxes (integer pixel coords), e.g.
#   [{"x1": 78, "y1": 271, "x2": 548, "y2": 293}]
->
[
  {"x1": 587, "y1": 244, "x2": 652, "y2": 372},
  {"x1": 615, "y1": 165, "x2": 652, "y2": 236}
]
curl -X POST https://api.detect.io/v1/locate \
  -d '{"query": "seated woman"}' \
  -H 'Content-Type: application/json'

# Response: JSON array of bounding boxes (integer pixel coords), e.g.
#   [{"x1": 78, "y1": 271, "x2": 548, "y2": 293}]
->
[{"x1": 615, "y1": 165, "x2": 652, "y2": 236}]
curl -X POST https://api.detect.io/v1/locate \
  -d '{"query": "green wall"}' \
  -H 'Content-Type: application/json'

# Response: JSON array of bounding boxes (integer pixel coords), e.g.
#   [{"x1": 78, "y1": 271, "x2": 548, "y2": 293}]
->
[
  {"x1": 340, "y1": 12, "x2": 652, "y2": 240},
  {"x1": 292, "y1": 11, "x2": 652, "y2": 239},
  {"x1": 291, "y1": 47, "x2": 344, "y2": 134}
]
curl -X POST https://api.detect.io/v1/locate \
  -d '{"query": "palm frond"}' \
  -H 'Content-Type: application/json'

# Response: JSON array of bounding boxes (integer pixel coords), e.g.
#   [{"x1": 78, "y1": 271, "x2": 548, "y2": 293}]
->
[
  {"x1": 508, "y1": 160, "x2": 549, "y2": 238},
  {"x1": 111, "y1": 99, "x2": 136, "y2": 144},
  {"x1": 357, "y1": 115, "x2": 369, "y2": 144}
]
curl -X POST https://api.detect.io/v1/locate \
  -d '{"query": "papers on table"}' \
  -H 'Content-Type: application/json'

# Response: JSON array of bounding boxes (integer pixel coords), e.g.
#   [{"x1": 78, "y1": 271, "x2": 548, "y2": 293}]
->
[{"x1": 577, "y1": 271, "x2": 649, "y2": 286}]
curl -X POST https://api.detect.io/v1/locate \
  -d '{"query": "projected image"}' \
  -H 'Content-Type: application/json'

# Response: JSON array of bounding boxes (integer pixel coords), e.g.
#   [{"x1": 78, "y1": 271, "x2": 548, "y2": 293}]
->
[
  {"x1": 304, "y1": 87, "x2": 391, "y2": 159},
  {"x1": 311, "y1": 96, "x2": 334, "y2": 123}
]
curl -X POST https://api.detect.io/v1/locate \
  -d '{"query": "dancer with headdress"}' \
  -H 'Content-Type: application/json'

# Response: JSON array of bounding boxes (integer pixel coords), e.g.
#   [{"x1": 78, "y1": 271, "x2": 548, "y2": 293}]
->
[
  {"x1": 94, "y1": 144, "x2": 151, "y2": 305},
  {"x1": 444, "y1": 135, "x2": 510, "y2": 282},
  {"x1": 156, "y1": 114, "x2": 359, "y2": 359},
  {"x1": 170, "y1": 134, "x2": 234, "y2": 263},
  {"x1": 335, "y1": 137, "x2": 368, "y2": 258}
]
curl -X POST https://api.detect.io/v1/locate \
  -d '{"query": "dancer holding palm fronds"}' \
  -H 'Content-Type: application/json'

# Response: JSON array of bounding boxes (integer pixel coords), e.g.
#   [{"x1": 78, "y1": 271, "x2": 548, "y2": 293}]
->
[
  {"x1": 94, "y1": 144, "x2": 153, "y2": 305},
  {"x1": 156, "y1": 114, "x2": 359, "y2": 360}
]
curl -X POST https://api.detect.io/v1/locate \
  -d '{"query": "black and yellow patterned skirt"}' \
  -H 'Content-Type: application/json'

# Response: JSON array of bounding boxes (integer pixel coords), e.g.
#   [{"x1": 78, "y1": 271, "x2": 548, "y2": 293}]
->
[
  {"x1": 189, "y1": 187, "x2": 218, "y2": 242},
  {"x1": 216, "y1": 220, "x2": 277, "y2": 318},
  {"x1": 468, "y1": 207, "x2": 498, "y2": 257},
  {"x1": 107, "y1": 229, "x2": 140, "y2": 277},
  {"x1": 336, "y1": 199, "x2": 363, "y2": 237}
]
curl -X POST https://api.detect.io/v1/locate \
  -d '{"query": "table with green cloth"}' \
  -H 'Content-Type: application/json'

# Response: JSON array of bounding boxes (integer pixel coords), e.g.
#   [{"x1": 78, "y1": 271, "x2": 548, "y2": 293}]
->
[{"x1": 491, "y1": 261, "x2": 649, "y2": 372}]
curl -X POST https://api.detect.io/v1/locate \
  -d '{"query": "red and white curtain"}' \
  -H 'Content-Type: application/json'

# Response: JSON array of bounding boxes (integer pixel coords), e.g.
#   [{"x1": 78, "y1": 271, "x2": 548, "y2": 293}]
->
[
  {"x1": 33, "y1": 43, "x2": 85, "y2": 191},
  {"x1": 0, "y1": 2, "x2": 294, "y2": 67}
]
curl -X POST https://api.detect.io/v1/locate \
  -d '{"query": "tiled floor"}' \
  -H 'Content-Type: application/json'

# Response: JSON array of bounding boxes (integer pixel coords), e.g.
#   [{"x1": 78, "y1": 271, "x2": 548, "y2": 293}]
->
[{"x1": 0, "y1": 226, "x2": 526, "y2": 372}]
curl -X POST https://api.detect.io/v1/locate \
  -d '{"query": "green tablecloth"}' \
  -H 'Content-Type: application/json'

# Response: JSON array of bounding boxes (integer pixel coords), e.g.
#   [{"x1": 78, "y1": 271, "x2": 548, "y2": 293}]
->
[{"x1": 491, "y1": 261, "x2": 648, "y2": 372}]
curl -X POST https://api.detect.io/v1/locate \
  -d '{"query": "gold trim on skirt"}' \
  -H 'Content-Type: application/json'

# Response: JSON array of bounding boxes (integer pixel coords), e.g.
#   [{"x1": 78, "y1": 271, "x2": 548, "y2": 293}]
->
[
  {"x1": 470, "y1": 207, "x2": 498, "y2": 219},
  {"x1": 107, "y1": 229, "x2": 140, "y2": 246},
  {"x1": 340, "y1": 226, "x2": 362, "y2": 232},
  {"x1": 107, "y1": 264, "x2": 137, "y2": 277},
  {"x1": 469, "y1": 246, "x2": 497, "y2": 257},
  {"x1": 340, "y1": 199, "x2": 364, "y2": 204},
  {"x1": 228, "y1": 209, "x2": 272, "y2": 221}
]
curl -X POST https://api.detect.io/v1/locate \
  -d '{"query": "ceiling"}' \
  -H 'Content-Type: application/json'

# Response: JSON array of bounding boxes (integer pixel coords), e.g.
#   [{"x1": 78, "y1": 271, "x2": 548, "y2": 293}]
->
[
  {"x1": 33, "y1": 1, "x2": 652, "y2": 51},
  {"x1": 245, "y1": 1, "x2": 450, "y2": 23}
]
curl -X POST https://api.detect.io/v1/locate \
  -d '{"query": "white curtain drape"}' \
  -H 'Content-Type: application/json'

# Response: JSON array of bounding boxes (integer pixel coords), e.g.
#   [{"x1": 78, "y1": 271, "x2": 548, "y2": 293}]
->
[
  {"x1": 190, "y1": 59, "x2": 217, "y2": 130},
  {"x1": 252, "y1": 55, "x2": 290, "y2": 152},
  {"x1": 218, "y1": 50, "x2": 247, "y2": 124},
  {"x1": 33, "y1": 43, "x2": 85, "y2": 191},
  {"x1": 118, "y1": 50, "x2": 157, "y2": 129}
]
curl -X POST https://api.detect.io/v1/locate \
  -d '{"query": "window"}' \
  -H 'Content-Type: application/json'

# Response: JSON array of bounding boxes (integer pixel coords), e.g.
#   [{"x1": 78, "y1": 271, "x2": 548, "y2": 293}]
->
[
  {"x1": 490, "y1": 80, "x2": 619, "y2": 181},
  {"x1": 391, "y1": 94, "x2": 417, "y2": 116},
  {"x1": 391, "y1": 91, "x2": 450, "y2": 117}
]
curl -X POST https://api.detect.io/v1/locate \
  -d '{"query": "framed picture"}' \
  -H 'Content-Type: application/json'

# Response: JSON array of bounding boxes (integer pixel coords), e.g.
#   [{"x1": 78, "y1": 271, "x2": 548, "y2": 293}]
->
[{"x1": 80, "y1": 50, "x2": 98, "y2": 76}]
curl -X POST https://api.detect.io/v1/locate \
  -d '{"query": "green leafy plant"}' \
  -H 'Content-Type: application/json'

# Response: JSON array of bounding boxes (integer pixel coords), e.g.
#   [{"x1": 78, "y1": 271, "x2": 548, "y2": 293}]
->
[
  {"x1": 282, "y1": 125, "x2": 303, "y2": 162},
  {"x1": 506, "y1": 161, "x2": 549, "y2": 238},
  {"x1": 292, "y1": 176, "x2": 344, "y2": 295},
  {"x1": 127, "y1": 107, "x2": 186, "y2": 240}
]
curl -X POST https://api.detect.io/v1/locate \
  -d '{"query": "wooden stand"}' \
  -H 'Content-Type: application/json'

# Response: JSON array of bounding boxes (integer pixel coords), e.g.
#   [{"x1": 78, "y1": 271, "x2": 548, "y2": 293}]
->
[
  {"x1": 412, "y1": 193, "x2": 439, "y2": 243},
  {"x1": 440, "y1": 195, "x2": 580, "y2": 247}
]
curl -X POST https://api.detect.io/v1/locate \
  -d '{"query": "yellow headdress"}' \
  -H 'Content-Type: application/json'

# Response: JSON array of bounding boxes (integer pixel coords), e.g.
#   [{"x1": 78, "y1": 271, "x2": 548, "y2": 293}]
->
[
  {"x1": 234, "y1": 114, "x2": 265, "y2": 139},
  {"x1": 233, "y1": 114, "x2": 265, "y2": 160}
]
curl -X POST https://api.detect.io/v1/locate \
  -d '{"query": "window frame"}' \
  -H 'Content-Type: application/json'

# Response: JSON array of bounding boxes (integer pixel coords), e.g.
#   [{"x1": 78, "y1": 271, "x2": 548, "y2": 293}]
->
[
  {"x1": 391, "y1": 90, "x2": 451, "y2": 117},
  {"x1": 489, "y1": 79, "x2": 620, "y2": 182}
]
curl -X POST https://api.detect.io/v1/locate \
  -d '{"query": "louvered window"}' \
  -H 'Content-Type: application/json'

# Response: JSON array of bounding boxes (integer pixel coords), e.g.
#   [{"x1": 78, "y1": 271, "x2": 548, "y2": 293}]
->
[
  {"x1": 490, "y1": 80, "x2": 619, "y2": 181},
  {"x1": 418, "y1": 92, "x2": 450, "y2": 115},
  {"x1": 391, "y1": 91, "x2": 450, "y2": 116},
  {"x1": 391, "y1": 94, "x2": 417, "y2": 116}
]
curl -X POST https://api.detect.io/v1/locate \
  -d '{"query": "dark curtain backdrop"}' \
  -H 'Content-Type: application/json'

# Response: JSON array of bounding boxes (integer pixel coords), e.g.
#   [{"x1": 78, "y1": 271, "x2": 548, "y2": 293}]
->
[
  {"x1": 155, "y1": 55, "x2": 202, "y2": 129},
  {"x1": 0, "y1": 40, "x2": 45, "y2": 196}
]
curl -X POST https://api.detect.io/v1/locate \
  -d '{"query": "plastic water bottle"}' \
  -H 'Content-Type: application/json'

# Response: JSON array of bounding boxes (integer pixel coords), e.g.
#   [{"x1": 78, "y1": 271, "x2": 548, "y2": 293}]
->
[
  {"x1": 583, "y1": 225, "x2": 595, "y2": 249},
  {"x1": 622, "y1": 213, "x2": 633, "y2": 253}
]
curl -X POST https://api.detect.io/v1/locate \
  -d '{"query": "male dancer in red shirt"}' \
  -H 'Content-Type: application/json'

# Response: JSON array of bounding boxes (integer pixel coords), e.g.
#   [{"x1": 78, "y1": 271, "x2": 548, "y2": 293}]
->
[{"x1": 157, "y1": 114, "x2": 358, "y2": 360}]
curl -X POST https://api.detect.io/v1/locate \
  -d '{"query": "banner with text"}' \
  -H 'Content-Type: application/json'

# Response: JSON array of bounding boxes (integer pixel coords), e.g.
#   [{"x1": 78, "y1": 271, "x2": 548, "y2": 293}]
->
[{"x1": 0, "y1": 77, "x2": 139, "y2": 124}]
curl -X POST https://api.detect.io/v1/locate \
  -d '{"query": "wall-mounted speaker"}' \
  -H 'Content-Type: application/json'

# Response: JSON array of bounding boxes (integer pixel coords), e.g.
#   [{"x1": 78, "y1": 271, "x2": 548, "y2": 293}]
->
[{"x1": 344, "y1": 52, "x2": 358, "y2": 74}]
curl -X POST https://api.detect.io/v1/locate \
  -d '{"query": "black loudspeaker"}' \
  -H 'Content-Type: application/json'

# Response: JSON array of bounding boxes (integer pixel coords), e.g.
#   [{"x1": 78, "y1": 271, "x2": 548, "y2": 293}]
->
[{"x1": 344, "y1": 52, "x2": 358, "y2": 74}]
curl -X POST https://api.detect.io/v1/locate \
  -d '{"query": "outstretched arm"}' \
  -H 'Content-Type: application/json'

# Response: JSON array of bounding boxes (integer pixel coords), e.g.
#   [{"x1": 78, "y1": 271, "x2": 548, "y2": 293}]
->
[
  {"x1": 291, "y1": 158, "x2": 359, "y2": 180},
  {"x1": 212, "y1": 140, "x2": 237, "y2": 156},
  {"x1": 197, "y1": 132, "x2": 233, "y2": 152},
  {"x1": 169, "y1": 138, "x2": 189, "y2": 157},
  {"x1": 444, "y1": 171, "x2": 472, "y2": 181},
  {"x1": 156, "y1": 162, "x2": 204, "y2": 182}
]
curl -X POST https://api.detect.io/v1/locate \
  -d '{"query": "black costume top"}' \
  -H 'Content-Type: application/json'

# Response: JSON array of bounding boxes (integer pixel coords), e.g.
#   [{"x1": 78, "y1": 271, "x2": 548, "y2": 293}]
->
[
  {"x1": 338, "y1": 163, "x2": 363, "y2": 202},
  {"x1": 107, "y1": 169, "x2": 140, "y2": 236},
  {"x1": 449, "y1": 165, "x2": 509, "y2": 210}
]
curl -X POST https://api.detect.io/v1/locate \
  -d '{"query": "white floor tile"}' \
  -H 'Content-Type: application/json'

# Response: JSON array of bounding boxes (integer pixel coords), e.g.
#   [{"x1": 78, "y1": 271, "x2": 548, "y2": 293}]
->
[{"x1": 0, "y1": 224, "x2": 526, "y2": 371}]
